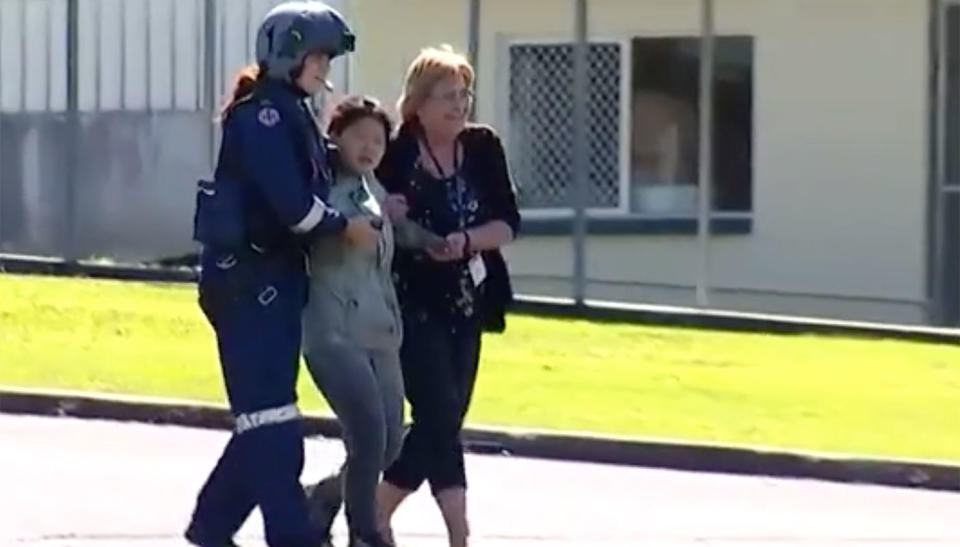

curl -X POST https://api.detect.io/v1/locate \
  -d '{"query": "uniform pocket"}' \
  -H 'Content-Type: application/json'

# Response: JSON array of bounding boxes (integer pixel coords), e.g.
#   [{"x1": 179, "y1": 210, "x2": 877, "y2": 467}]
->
[{"x1": 192, "y1": 178, "x2": 246, "y2": 249}]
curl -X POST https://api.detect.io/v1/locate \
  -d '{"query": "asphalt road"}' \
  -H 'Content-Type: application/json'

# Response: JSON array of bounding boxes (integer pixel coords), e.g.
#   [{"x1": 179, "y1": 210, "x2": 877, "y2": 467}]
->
[{"x1": 2, "y1": 415, "x2": 958, "y2": 546}]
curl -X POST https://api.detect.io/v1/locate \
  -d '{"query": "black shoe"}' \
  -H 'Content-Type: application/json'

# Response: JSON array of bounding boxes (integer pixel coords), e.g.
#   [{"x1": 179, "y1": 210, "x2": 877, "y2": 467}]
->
[
  {"x1": 348, "y1": 532, "x2": 395, "y2": 547},
  {"x1": 184, "y1": 522, "x2": 240, "y2": 547},
  {"x1": 305, "y1": 477, "x2": 343, "y2": 545}
]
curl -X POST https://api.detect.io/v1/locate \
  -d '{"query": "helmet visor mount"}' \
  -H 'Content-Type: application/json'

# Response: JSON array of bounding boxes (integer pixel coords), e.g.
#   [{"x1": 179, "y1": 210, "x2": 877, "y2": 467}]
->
[{"x1": 339, "y1": 32, "x2": 356, "y2": 56}]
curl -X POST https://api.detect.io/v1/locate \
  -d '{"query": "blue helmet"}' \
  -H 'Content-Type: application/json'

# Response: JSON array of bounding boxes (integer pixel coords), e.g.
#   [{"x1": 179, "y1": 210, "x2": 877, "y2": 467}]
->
[{"x1": 255, "y1": 1, "x2": 355, "y2": 82}]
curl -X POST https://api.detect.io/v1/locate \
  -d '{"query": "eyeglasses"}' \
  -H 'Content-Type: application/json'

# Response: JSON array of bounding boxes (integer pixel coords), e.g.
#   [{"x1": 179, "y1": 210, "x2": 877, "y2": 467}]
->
[{"x1": 431, "y1": 88, "x2": 474, "y2": 105}]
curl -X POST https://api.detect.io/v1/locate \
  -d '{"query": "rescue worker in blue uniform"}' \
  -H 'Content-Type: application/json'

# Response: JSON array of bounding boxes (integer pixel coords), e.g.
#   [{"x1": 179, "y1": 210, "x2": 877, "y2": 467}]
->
[{"x1": 185, "y1": 3, "x2": 378, "y2": 546}]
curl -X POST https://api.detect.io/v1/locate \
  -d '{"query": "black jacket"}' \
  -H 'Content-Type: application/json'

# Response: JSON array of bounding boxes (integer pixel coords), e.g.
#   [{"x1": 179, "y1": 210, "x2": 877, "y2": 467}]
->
[{"x1": 376, "y1": 122, "x2": 521, "y2": 332}]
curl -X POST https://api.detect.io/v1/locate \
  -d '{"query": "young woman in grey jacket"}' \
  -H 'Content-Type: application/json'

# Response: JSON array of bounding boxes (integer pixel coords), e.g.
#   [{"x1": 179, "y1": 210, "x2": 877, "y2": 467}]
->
[{"x1": 301, "y1": 96, "x2": 442, "y2": 547}]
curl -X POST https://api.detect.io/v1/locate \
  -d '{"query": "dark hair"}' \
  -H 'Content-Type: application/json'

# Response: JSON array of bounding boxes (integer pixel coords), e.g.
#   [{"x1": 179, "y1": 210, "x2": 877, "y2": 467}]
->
[
  {"x1": 327, "y1": 95, "x2": 393, "y2": 140},
  {"x1": 219, "y1": 62, "x2": 267, "y2": 120}
]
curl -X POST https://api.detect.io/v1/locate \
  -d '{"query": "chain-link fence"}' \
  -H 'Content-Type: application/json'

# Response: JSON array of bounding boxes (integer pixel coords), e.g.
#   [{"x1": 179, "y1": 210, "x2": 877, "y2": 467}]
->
[
  {"x1": 1, "y1": 0, "x2": 207, "y2": 262},
  {"x1": 0, "y1": 0, "x2": 348, "y2": 263}
]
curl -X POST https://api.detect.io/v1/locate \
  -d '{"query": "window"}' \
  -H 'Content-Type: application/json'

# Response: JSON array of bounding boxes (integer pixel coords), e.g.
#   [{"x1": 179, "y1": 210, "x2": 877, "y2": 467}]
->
[
  {"x1": 505, "y1": 36, "x2": 754, "y2": 219},
  {"x1": 630, "y1": 36, "x2": 753, "y2": 215}
]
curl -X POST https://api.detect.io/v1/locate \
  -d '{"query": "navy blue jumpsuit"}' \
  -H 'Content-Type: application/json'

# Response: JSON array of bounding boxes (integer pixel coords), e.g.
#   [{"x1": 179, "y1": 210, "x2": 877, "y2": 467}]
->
[{"x1": 187, "y1": 78, "x2": 344, "y2": 547}]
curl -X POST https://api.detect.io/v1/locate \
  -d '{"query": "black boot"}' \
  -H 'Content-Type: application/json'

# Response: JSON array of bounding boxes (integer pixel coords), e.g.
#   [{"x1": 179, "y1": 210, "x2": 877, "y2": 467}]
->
[
  {"x1": 348, "y1": 531, "x2": 395, "y2": 547},
  {"x1": 305, "y1": 476, "x2": 343, "y2": 546},
  {"x1": 184, "y1": 521, "x2": 240, "y2": 547}
]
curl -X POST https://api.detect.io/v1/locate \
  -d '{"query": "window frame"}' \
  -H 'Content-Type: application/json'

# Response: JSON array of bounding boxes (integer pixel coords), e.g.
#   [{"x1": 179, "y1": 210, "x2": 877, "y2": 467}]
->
[
  {"x1": 497, "y1": 32, "x2": 755, "y2": 231},
  {"x1": 498, "y1": 35, "x2": 633, "y2": 219}
]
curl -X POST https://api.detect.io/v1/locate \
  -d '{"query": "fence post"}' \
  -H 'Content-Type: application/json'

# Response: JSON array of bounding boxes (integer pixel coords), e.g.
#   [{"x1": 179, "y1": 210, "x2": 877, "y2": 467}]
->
[
  {"x1": 572, "y1": 0, "x2": 588, "y2": 306},
  {"x1": 204, "y1": 0, "x2": 218, "y2": 163},
  {"x1": 65, "y1": 0, "x2": 80, "y2": 261},
  {"x1": 467, "y1": 0, "x2": 480, "y2": 121},
  {"x1": 931, "y1": 0, "x2": 948, "y2": 325},
  {"x1": 695, "y1": 0, "x2": 715, "y2": 308}
]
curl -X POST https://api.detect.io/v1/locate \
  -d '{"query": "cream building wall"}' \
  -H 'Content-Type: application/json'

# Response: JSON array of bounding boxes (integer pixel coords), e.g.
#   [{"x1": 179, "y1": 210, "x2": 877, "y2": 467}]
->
[{"x1": 348, "y1": 0, "x2": 931, "y2": 324}]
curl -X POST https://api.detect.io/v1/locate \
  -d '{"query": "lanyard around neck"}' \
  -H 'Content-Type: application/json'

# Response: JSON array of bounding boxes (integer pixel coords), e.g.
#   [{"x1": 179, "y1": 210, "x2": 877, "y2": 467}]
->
[{"x1": 421, "y1": 137, "x2": 461, "y2": 180}]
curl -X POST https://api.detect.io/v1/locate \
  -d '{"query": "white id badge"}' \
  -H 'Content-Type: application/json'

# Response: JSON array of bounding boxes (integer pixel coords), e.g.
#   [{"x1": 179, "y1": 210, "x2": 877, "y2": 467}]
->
[{"x1": 468, "y1": 254, "x2": 487, "y2": 287}]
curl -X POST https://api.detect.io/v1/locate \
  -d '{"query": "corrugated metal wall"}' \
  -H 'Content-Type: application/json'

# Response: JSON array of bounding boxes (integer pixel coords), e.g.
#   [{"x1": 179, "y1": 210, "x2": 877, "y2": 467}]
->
[{"x1": 0, "y1": 0, "x2": 348, "y2": 261}]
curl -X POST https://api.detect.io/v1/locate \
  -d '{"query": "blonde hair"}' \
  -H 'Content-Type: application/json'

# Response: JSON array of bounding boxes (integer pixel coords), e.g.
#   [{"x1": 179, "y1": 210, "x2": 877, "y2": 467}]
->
[{"x1": 397, "y1": 45, "x2": 475, "y2": 125}]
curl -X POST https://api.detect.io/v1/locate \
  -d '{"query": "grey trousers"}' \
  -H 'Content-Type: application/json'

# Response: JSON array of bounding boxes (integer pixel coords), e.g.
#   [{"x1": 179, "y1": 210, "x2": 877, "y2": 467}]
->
[{"x1": 303, "y1": 340, "x2": 404, "y2": 538}]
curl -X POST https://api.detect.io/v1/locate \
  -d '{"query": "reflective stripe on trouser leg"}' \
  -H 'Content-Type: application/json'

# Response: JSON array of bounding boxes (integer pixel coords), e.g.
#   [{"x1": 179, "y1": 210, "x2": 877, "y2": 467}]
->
[{"x1": 235, "y1": 403, "x2": 301, "y2": 434}]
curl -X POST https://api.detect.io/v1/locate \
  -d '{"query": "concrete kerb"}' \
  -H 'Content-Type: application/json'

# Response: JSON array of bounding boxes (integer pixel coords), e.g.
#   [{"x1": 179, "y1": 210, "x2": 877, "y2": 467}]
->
[
  {"x1": 509, "y1": 296, "x2": 960, "y2": 346},
  {"x1": 2, "y1": 386, "x2": 958, "y2": 493},
  {"x1": 0, "y1": 253, "x2": 197, "y2": 283}
]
